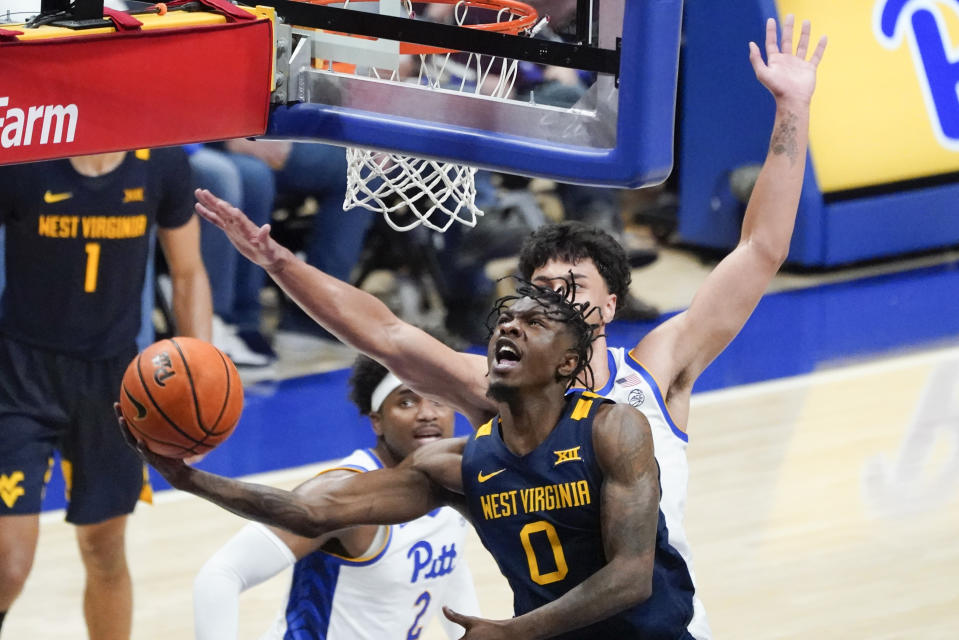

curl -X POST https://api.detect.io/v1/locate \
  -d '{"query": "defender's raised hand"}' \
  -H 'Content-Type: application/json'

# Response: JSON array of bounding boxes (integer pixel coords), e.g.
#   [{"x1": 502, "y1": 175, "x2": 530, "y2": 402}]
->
[
  {"x1": 749, "y1": 15, "x2": 827, "y2": 103},
  {"x1": 194, "y1": 188, "x2": 294, "y2": 274}
]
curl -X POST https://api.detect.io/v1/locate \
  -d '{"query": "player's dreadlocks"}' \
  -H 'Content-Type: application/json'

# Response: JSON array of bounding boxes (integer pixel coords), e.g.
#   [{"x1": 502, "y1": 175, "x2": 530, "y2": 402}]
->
[{"x1": 487, "y1": 275, "x2": 603, "y2": 390}]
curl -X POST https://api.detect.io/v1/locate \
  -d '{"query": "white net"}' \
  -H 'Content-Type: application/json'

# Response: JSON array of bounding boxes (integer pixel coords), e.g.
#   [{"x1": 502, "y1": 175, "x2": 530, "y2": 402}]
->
[
  {"x1": 344, "y1": 152, "x2": 479, "y2": 232},
  {"x1": 338, "y1": 0, "x2": 536, "y2": 232}
]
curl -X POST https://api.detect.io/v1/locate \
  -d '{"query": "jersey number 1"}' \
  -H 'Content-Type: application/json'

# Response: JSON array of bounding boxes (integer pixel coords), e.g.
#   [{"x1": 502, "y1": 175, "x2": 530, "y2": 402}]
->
[
  {"x1": 520, "y1": 521, "x2": 568, "y2": 585},
  {"x1": 84, "y1": 243, "x2": 100, "y2": 293}
]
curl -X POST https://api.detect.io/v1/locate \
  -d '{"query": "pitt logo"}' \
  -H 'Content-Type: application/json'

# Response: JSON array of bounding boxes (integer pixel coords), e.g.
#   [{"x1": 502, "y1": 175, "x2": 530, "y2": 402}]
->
[
  {"x1": 407, "y1": 541, "x2": 457, "y2": 583},
  {"x1": 553, "y1": 446, "x2": 582, "y2": 466},
  {"x1": 0, "y1": 471, "x2": 26, "y2": 509},
  {"x1": 151, "y1": 352, "x2": 176, "y2": 387},
  {"x1": 0, "y1": 97, "x2": 78, "y2": 149},
  {"x1": 123, "y1": 188, "x2": 145, "y2": 203},
  {"x1": 876, "y1": 0, "x2": 959, "y2": 148}
]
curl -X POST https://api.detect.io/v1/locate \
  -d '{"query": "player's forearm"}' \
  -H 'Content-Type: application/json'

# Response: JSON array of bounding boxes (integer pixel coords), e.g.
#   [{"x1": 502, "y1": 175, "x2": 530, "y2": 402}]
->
[
  {"x1": 267, "y1": 254, "x2": 409, "y2": 360},
  {"x1": 171, "y1": 467, "x2": 335, "y2": 538},
  {"x1": 170, "y1": 269, "x2": 213, "y2": 342},
  {"x1": 171, "y1": 462, "x2": 443, "y2": 538},
  {"x1": 266, "y1": 255, "x2": 494, "y2": 420},
  {"x1": 193, "y1": 560, "x2": 243, "y2": 640},
  {"x1": 194, "y1": 524, "x2": 295, "y2": 640},
  {"x1": 739, "y1": 98, "x2": 810, "y2": 265},
  {"x1": 506, "y1": 560, "x2": 653, "y2": 639}
]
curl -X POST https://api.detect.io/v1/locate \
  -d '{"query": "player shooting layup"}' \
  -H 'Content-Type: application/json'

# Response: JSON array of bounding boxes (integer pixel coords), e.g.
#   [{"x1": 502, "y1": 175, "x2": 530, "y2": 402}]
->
[
  {"x1": 194, "y1": 16, "x2": 827, "y2": 639},
  {"x1": 122, "y1": 280, "x2": 697, "y2": 638}
]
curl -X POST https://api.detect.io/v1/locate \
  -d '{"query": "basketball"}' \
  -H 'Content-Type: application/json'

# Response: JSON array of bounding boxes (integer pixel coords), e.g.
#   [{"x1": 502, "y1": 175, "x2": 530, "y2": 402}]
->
[{"x1": 119, "y1": 337, "x2": 243, "y2": 458}]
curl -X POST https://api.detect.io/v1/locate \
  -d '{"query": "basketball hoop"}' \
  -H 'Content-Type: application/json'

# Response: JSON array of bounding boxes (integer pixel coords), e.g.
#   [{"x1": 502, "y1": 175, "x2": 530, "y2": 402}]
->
[{"x1": 306, "y1": 0, "x2": 541, "y2": 232}]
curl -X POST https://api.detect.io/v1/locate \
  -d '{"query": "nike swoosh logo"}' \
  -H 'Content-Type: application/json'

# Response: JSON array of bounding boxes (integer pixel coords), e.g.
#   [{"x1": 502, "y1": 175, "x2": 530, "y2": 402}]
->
[
  {"x1": 43, "y1": 190, "x2": 72, "y2": 204},
  {"x1": 477, "y1": 468, "x2": 506, "y2": 483},
  {"x1": 123, "y1": 387, "x2": 148, "y2": 420}
]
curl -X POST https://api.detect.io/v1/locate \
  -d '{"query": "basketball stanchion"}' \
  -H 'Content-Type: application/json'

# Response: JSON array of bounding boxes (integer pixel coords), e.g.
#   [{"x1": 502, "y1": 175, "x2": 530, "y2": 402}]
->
[
  {"x1": 4, "y1": 0, "x2": 682, "y2": 190},
  {"x1": 305, "y1": 0, "x2": 542, "y2": 232}
]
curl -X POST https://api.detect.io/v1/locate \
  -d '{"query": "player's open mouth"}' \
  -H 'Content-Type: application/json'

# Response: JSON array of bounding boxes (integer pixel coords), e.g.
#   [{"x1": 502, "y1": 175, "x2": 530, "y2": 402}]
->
[
  {"x1": 493, "y1": 338, "x2": 521, "y2": 372},
  {"x1": 413, "y1": 425, "x2": 443, "y2": 442}
]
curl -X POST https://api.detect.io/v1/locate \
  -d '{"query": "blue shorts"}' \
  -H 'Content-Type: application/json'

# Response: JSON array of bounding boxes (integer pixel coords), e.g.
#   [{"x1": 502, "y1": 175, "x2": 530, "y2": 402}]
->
[{"x1": 0, "y1": 335, "x2": 148, "y2": 525}]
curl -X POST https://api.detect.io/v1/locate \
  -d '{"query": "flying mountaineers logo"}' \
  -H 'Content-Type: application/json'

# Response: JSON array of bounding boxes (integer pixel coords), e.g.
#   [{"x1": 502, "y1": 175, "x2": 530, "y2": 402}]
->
[
  {"x1": 0, "y1": 471, "x2": 25, "y2": 509},
  {"x1": 876, "y1": 0, "x2": 959, "y2": 148},
  {"x1": 0, "y1": 96, "x2": 78, "y2": 149}
]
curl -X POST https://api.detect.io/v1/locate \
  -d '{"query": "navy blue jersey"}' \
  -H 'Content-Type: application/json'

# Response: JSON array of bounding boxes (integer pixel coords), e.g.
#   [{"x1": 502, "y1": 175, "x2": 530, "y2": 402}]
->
[
  {"x1": 461, "y1": 391, "x2": 695, "y2": 639},
  {"x1": 0, "y1": 148, "x2": 193, "y2": 358}
]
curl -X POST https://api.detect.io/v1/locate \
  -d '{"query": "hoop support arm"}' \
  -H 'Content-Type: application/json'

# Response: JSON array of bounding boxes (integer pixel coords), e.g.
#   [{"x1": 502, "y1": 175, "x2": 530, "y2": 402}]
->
[{"x1": 257, "y1": 0, "x2": 621, "y2": 76}]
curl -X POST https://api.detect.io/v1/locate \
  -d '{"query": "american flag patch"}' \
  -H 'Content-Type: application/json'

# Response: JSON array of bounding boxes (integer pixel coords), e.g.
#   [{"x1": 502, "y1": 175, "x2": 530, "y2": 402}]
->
[{"x1": 616, "y1": 373, "x2": 642, "y2": 387}]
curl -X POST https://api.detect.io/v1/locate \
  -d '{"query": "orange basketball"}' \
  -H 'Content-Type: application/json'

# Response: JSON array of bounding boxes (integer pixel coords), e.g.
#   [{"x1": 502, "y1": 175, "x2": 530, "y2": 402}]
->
[{"x1": 119, "y1": 337, "x2": 243, "y2": 458}]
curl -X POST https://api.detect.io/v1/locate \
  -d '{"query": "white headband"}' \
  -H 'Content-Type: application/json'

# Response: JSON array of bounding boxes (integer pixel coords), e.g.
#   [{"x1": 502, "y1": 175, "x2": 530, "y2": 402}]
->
[{"x1": 370, "y1": 372, "x2": 403, "y2": 413}]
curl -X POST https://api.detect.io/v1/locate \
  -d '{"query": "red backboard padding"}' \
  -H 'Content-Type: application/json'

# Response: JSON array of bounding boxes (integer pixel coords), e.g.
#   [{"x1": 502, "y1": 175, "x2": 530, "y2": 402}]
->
[{"x1": 0, "y1": 18, "x2": 273, "y2": 165}]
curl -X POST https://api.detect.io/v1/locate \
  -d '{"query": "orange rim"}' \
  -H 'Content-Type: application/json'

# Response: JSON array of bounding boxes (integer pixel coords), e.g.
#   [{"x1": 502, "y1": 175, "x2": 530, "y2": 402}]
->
[{"x1": 303, "y1": 0, "x2": 539, "y2": 56}]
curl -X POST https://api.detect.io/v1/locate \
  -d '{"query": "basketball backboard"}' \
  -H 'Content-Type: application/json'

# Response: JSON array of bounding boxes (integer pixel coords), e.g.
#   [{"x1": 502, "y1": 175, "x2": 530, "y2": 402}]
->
[{"x1": 262, "y1": 0, "x2": 684, "y2": 188}]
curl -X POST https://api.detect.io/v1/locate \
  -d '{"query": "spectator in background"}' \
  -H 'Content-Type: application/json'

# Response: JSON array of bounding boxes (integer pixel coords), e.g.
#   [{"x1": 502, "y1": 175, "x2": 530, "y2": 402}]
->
[
  {"x1": 187, "y1": 143, "x2": 278, "y2": 367},
  {"x1": 224, "y1": 139, "x2": 372, "y2": 351}
]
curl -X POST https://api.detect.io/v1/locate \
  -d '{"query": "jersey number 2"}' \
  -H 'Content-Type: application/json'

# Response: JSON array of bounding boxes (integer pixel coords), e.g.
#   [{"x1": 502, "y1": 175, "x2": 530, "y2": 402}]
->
[
  {"x1": 84, "y1": 243, "x2": 100, "y2": 293},
  {"x1": 520, "y1": 520, "x2": 568, "y2": 585},
  {"x1": 406, "y1": 590, "x2": 431, "y2": 640}
]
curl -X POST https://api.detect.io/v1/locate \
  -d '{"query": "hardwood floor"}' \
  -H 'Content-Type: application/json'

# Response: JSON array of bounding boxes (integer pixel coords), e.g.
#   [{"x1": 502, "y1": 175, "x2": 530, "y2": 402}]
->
[{"x1": 9, "y1": 345, "x2": 958, "y2": 638}]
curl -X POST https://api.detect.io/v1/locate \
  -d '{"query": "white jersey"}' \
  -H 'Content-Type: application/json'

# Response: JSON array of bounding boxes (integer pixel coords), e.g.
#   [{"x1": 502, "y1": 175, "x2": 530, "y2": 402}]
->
[
  {"x1": 595, "y1": 347, "x2": 713, "y2": 640},
  {"x1": 261, "y1": 449, "x2": 479, "y2": 640}
]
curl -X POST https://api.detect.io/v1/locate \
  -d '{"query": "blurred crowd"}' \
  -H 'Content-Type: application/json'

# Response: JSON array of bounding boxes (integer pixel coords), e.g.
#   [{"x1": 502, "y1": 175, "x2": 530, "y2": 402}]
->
[{"x1": 175, "y1": 133, "x2": 667, "y2": 370}]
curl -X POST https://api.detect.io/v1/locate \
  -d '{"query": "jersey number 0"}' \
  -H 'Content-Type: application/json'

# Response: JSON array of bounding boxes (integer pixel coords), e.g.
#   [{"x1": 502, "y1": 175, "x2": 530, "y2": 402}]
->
[{"x1": 519, "y1": 521, "x2": 569, "y2": 585}]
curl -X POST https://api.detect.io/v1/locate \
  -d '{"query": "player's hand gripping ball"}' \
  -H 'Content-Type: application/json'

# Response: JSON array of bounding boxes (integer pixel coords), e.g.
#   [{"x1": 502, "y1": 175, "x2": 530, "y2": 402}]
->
[{"x1": 119, "y1": 337, "x2": 243, "y2": 458}]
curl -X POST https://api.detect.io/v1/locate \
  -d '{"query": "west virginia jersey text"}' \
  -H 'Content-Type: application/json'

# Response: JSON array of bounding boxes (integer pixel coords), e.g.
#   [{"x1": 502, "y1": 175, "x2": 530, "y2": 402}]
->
[
  {"x1": 478, "y1": 480, "x2": 592, "y2": 521},
  {"x1": 37, "y1": 215, "x2": 148, "y2": 239}
]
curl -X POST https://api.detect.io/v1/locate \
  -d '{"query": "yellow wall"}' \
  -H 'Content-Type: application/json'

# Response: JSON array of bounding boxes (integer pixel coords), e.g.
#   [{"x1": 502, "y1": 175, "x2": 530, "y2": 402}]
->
[{"x1": 777, "y1": 0, "x2": 959, "y2": 191}]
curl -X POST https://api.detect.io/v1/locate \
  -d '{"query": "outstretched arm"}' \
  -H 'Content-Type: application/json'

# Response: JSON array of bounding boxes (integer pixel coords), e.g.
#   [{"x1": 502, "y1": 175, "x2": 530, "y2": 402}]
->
[
  {"x1": 193, "y1": 188, "x2": 493, "y2": 425},
  {"x1": 164, "y1": 459, "x2": 439, "y2": 539},
  {"x1": 193, "y1": 469, "x2": 390, "y2": 640},
  {"x1": 193, "y1": 522, "x2": 296, "y2": 640},
  {"x1": 444, "y1": 403, "x2": 660, "y2": 639},
  {"x1": 635, "y1": 16, "x2": 828, "y2": 406},
  {"x1": 119, "y1": 407, "x2": 468, "y2": 537}
]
